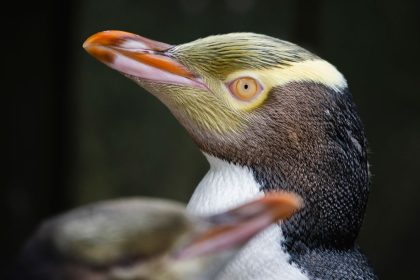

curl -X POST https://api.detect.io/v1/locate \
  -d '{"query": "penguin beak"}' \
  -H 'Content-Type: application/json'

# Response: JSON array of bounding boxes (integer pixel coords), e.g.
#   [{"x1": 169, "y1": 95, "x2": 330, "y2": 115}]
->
[
  {"x1": 83, "y1": 30, "x2": 206, "y2": 89},
  {"x1": 174, "y1": 192, "x2": 302, "y2": 259}
]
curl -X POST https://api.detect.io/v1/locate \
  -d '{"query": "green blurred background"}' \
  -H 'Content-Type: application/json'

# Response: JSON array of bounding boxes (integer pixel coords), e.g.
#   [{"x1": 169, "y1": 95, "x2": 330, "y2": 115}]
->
[{"x1": 5, "y1": 0, "x2": 420, "y2": 278}]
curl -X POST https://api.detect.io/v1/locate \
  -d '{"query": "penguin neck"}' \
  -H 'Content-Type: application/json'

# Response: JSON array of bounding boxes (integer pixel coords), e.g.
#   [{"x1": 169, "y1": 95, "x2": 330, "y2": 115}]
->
[
  {"x1": 187, "y1": 146, "x2": 369, "y2": 251},
  {"x1": 187, "y1": 153, "x2": 311, "y2": 280}
]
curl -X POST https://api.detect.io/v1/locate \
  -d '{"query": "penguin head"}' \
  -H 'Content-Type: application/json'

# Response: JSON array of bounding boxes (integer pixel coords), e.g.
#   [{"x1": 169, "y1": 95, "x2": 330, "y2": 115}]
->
[
  {"x1": 17, "y1": 194, "x2": 301, "y2": 280},
  {"x1": 83, "y1": 31, "x2": 352, "y2": 165}
]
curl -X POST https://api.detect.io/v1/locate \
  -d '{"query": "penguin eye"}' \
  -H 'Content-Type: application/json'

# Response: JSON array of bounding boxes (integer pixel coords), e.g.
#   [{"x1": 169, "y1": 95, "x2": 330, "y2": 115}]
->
[{"x1": 228, "y1": 77, "x2": 262, "y2": 101}]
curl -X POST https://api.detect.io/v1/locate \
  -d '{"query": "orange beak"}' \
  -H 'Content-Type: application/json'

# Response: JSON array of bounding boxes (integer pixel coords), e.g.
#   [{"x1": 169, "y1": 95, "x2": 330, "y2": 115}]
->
[
  {"x1": 174, "y1": 192, "x2": 302, "y2": 259},
  {"x1": 83, "y1": 30, "x2": 205, "y2": 89}
]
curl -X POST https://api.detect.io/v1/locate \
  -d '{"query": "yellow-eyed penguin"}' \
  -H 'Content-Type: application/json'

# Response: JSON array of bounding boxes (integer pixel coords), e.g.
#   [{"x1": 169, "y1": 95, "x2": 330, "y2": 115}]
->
[{"x1": 83, "y1": 31, "x2": 376, "y2": 280}]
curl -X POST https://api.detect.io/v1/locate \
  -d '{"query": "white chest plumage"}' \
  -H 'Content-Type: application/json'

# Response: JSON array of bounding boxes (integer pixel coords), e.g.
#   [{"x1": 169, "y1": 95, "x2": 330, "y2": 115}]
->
[{"x1": 187, "y1": 154, "x2": 309, "y2": 280}]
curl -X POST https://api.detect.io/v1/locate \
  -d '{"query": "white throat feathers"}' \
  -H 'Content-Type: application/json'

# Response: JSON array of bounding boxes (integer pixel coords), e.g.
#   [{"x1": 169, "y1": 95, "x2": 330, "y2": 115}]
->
[{"x1": 187, "y1": 153, "x2": 263, "y2": 215}]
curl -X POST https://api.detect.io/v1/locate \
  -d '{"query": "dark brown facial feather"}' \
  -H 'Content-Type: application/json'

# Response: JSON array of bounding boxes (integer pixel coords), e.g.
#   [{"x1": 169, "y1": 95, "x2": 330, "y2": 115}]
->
[{"x1": 184, "y1": 82, "x2": 369, "y2": 252}]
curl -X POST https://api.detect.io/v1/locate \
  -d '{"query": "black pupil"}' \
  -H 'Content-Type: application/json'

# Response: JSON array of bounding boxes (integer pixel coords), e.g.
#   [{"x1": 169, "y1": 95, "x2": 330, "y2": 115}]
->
[{"x1": 244, "y1": 84, "x2": 249, "y2": 90}]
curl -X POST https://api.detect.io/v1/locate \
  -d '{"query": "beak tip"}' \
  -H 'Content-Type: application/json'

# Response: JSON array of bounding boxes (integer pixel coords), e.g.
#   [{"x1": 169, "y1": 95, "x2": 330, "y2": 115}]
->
[
  {"x1": 82, "y1": 30, "x2": 117, "y2": 50},
  {"x1": 283, "y1": 192, "x2": 303, "y2": 209},
  {"x1": 262, "y1": 192, "x2": 303, "y2": 221},
  {"x1": 82, "y1": 33, "x2": 99, "y2": 53},
  {"x1": 82, "y1": 40, "x2": 89, "y2": 50}
]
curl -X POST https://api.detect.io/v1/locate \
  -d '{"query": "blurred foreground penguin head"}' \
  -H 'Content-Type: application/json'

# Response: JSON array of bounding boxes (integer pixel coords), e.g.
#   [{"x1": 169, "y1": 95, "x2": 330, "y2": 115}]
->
[{"x1": 16, "y1": 193, "x2": 301, "y2": 280}]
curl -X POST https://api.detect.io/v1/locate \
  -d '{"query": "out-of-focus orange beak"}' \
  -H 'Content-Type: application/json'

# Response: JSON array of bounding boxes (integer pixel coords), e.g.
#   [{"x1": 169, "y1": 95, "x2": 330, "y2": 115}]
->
[
  {"x1": 175, "y1": 192, "x2": 302, "y2": 259},
  {"x1": 83, "y1": 30, "x2": 205, "y2": 89}
]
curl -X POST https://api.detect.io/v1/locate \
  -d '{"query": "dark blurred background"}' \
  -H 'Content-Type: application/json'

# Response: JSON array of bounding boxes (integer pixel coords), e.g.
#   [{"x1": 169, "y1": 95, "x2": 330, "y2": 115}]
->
[{"x1": 4, "y1": 0, "x2": 420, "y2": 278}]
